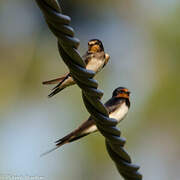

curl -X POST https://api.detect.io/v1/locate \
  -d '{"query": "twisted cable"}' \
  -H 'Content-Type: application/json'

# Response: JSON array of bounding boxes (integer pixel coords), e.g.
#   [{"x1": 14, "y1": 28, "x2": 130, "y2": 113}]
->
[{"x1": 35, "y1": 0, "x2": 142, "y2": 179}]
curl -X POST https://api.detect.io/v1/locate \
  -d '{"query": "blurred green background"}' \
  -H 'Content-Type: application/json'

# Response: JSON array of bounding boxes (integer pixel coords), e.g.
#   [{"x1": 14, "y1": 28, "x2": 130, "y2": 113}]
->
[{"x1": 0, "y1": 0, "x2": 180, "y2": 180}]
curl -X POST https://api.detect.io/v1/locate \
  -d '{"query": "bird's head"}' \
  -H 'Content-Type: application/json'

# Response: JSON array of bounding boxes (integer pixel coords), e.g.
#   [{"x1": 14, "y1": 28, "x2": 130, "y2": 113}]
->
[
  {"x1": 112, "y1": 87, "x2": 130, "y2": 99},
  {"x1": 88, "y1": 39, "x2": 104, "y2": 53}
]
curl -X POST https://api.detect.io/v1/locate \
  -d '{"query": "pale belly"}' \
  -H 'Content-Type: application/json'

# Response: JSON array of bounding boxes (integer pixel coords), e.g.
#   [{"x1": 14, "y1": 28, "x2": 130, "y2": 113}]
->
[
  {"x1": 109, "y1": 103, "x2": 129, "y2": 122},
  {"x1": 86, "y1": 59, "x2": 104, "y2": 73},
  {"x1": 84, "y1": 103, "x2": 128, "y2": 134}
]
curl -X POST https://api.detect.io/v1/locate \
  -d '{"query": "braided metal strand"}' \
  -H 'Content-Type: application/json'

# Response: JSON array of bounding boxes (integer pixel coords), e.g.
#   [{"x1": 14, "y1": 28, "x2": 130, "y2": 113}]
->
[{"x1": 35, "y1": 0, "x2": 142, "y2": 179}]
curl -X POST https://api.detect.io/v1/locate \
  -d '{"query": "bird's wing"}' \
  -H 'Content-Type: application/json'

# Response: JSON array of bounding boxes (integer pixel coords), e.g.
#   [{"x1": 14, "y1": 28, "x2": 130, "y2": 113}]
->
[
  {"x1": 102, "y1": 53, "x2": 110, "y2": 68},
  {"x1": 105, "y1": 97, "x2": 122, "y2": 114},
  {"x1": 55, "y1": 117, "x2": 95, "y2": 146}
]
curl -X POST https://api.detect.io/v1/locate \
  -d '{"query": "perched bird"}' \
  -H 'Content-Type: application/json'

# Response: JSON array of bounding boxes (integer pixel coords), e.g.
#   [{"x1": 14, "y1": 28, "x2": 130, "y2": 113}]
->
[
  {"x1": 41, "y1": 87, "x2": 130, "y2": 156},
  {"x1": 42, "y1": 39, "x2": 110, "y2": 97}
]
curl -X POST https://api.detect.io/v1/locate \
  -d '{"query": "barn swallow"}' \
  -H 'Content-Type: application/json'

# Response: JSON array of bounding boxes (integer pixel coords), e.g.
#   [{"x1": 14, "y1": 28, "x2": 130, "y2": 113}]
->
[
  {"x1": 42, "y1": 39, "x2": 110, "y2": 97},
  {"x1": 41, "y1": 87, "x2": 130, "y2": 156}
]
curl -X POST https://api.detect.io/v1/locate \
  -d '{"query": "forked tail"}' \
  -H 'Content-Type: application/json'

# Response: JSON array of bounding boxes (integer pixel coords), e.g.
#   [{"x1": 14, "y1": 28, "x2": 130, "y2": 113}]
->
[
  {"x1": 42, "y1": 77, "x2": 66, "y2": 85},
  {"x1": 48, "y1": 87, "x2": 65, "y2": 98},
  {"x1": 40, "y1": 130, "x2": 90, "y2": 157},
  {"x1": 43, "y1": 74, "x2": 70, "y2": 98}
]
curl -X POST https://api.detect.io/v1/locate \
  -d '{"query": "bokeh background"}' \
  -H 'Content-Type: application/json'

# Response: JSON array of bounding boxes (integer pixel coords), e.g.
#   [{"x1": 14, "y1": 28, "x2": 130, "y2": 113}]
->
[{"x1": 0, "y1": 0, "x2": 180, "y2": 180}]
